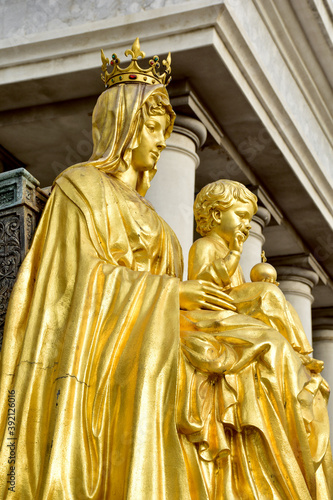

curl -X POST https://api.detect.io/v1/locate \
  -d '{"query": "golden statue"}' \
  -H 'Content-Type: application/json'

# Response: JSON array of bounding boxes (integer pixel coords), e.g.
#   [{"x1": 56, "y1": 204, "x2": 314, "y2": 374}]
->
[
  {"x1": 0, "y1": 39, "x2": 332, "y2": 499},
  {"x1": 189, "y1": 180, "x2": 317, "y2": 359}
]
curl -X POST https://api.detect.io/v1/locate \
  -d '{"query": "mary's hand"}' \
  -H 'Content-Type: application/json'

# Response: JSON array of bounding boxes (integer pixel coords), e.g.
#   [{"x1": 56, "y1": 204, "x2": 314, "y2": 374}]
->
[{"x1": 179, "y1": 280, "x2": 237, "y2": 311}]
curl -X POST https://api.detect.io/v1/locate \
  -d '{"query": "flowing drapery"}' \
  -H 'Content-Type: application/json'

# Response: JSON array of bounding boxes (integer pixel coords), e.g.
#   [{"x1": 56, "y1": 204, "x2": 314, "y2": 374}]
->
[
  {"x1": 178, "y1": 308, "x2": 332, "y2": 499},
  {"x1": 0, "y1": 167, "x2": 196, "y2": 499},
  {"x1": 0, "y1": 166, "x2": 332, "y2": 499}
]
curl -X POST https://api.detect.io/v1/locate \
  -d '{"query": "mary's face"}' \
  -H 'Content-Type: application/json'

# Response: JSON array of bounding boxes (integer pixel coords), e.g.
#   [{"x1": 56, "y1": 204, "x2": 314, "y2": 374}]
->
[{"x1": 131, "y1": 114, "x2": 168, "y2": 171}]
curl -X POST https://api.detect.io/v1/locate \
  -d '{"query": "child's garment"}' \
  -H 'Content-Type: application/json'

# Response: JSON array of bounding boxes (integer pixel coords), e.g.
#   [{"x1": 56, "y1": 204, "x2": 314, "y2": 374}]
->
[{"x1": 188, "y1": 235, "x2": 312, "y2": 354}]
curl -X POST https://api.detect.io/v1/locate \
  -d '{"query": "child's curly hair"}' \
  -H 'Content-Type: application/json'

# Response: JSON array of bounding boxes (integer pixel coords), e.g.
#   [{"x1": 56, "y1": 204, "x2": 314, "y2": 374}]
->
[{"x1": 194, "y1": 179, "x2": 258, "y2": 237}]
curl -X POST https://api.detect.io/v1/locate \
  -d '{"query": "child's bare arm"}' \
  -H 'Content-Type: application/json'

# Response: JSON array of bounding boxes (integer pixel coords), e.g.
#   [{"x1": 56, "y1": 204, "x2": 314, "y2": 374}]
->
[
  {"x1": 222, "y1": 250, "x2": 241, "y2": 278},
  {"x1": 223, "y1": 231, "x2": 245, "y2": 277},
  {"x1": 188, "y1": 232, "x2": 245, "y2": 286}
]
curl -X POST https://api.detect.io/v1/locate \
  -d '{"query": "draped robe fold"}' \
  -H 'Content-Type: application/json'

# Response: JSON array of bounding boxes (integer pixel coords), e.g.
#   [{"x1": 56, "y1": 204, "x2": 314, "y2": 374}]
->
[
  {"x1": 0, "y1": 165, "x2": 332, "y2": 499},
  {"x1": 0, "y1": 166, "x2": 194, "y2": 499}
]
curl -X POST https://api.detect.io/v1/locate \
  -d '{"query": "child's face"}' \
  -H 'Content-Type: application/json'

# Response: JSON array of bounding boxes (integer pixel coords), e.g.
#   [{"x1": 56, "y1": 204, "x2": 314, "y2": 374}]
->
[{"x1": 212, "y1": 200, "x2": 255, "y2": 246}]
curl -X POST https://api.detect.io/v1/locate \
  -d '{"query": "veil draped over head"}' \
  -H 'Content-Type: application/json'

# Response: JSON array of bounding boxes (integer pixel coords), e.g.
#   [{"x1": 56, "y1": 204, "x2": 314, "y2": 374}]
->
[{"x1": 58, "y1": 83, "x2": 175, "y2": 195}]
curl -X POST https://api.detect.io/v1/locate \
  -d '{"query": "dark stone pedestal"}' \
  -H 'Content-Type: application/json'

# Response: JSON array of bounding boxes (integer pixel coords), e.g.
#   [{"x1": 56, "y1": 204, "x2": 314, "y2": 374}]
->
[{"x1": 0, "y1": 168, "x2": 49, "y2": 349}]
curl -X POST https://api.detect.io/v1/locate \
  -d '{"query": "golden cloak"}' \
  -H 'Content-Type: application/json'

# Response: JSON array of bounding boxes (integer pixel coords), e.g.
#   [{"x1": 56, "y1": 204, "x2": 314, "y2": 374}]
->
[
  {"x1": 0, "y1": 166, "x2": 332, "y2": 499},
  {"x1": 0, "y1": 166, "x2": 193, "y2": 499}
]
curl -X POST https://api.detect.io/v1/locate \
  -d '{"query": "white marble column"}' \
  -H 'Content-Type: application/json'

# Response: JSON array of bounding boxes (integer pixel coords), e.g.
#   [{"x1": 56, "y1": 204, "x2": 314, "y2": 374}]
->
[
  {"x1": 240, "y1": 206, "x2": 271, "y2": 282},
  {"x1": 312, "y1": 310, "x2": 333, "y2": 438},
  {"x1": 146, "y1": 115, "x2": 206, "y2": 277},
  {"x1": 275, "y1": 266, "x2": 319, "y2": 346}
]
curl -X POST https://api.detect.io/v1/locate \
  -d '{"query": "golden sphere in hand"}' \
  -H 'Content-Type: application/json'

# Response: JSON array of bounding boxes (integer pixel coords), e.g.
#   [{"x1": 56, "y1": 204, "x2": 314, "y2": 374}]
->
[{"x1": 250, "y1": 262, "x2": 278, "y2": 283}]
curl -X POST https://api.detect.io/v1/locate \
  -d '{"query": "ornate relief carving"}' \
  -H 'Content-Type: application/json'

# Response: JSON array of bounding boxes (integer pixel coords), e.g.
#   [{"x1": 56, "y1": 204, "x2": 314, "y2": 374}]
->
[
  {"x1": 0, "y1": 169, "x2": 49, "y2": 349},
  {"x1": 0, "y1": 187, "x2": 15, "y2": 206},
  {"x1": 26, "y1": 187, "x2": 33, "y2": 201},
  {"x1": 36, "y1": 195, "x2": 46, "y2": 211},
  {"x1": 26, "y1": 213, "x2": 33, "y2": 248},
  {"x1": 0, "y1": 215, "x2": 21, "y2": 349}
]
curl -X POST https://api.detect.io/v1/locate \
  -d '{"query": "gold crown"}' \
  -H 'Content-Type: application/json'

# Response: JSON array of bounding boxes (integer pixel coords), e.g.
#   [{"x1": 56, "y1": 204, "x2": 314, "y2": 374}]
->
[{"x1": 101, "y1": 38, "x2": 172, "y2": 88}]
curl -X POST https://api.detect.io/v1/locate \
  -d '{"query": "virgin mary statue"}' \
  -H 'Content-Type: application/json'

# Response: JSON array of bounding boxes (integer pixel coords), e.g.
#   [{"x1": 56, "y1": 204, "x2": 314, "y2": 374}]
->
[{"x1": 0, "y1": 39, "x2": 332, "y2": 500}]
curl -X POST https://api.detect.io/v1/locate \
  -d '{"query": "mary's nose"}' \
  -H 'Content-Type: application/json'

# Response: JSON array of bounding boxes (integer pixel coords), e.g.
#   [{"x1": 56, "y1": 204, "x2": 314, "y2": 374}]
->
[{"x1": 157, "y1": 135, "x2": 166, "y2": 151}]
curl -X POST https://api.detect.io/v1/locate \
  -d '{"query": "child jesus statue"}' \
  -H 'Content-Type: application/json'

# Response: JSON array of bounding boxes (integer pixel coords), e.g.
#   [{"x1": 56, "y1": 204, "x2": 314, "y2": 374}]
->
[{"x1": 188, "y1": 179, "x2": 322, "y2": 371}]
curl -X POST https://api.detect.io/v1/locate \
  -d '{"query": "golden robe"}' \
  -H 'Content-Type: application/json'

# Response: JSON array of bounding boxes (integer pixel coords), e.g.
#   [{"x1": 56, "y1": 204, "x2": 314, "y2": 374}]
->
[
  {"x1": 188, "y1": 235, "x2": 313, "y2": 355},
  {"x1": 182, "y1": 234, "x2": 333, "y2": 498},
  {"x1": 0, "y1": 166, "x2": 191, "y2": 499},
  {"x1": 0, "y1": 165, "x2": 332, "y2": 499}
]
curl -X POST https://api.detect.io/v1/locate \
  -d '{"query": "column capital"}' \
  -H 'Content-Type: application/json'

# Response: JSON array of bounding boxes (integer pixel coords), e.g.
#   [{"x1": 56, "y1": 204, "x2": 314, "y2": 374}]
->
[
  {"x1": 274, "y1": 264, "x2": 319, "y2": 343},
  {"x1": 173, "y1": 115, "x2": 207, "y2": 149},
  {"x1": 253, "y1": 206, "x2": 271, "y2": 228},
  {"x1": 275, "y1": 266, "x2": 319, "y2": 312},
  {"x1": 312, "y1": 307, "x2": 333, "y2": 332},
  {"x1": 275, "y1": 266, "x2": 319, "y2": 289},
  {"x1": 247, "y1": 206, "x2": 271, "y2": 247},
  {"x1": 166, "y1": 115, "x2": 206, "y2": 170}
]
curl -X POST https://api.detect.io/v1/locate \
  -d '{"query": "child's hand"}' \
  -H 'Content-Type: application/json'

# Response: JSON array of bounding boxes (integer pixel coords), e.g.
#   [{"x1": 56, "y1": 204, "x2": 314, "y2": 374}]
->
[{"x1": 230, "y1": 231, "x2": 245, "y2": 253}]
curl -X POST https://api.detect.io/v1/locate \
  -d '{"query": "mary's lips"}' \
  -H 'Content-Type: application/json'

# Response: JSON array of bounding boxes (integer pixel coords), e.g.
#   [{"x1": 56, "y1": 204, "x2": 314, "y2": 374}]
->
[{"x1": 151, "y1": 151, "x2": 159, "y2": 160}]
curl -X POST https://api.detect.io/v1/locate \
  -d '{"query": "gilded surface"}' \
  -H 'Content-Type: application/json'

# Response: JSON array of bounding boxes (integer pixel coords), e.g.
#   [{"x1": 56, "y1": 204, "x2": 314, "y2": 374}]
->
[
  {"x1": 0, "y1": 57, "x2": 332, "y2": 499},
  {"x1": 183, "y1": 180, "x2": 332, "y2": 497}
]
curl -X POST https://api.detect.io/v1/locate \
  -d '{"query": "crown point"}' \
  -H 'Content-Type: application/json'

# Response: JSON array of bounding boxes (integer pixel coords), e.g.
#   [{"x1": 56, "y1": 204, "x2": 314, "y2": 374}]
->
[
  {"x1": 126, "y1": 37, "x2": 145, "y2": 60},
  {"x1": 133, "y1": 37, "x2": 140, "y2": 50},
  {"x1": 100, "y1": 39, "x2": 172, "y2": 88}
]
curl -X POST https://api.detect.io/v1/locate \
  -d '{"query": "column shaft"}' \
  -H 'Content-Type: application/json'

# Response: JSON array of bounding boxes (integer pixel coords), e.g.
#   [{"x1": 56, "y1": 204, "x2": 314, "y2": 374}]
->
[
  {"x1": 312, "y1": 311, "x2": 333, "y2": 438},
  {"x1": 240, "y1": 206, "x2": 270, "y2": 282},
  {"x1": 276, "y1": 266, "x2": 319, "y2": 346},
  {"x1": 146, "y1": 116, "x2": 206, "y2": 277}
]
